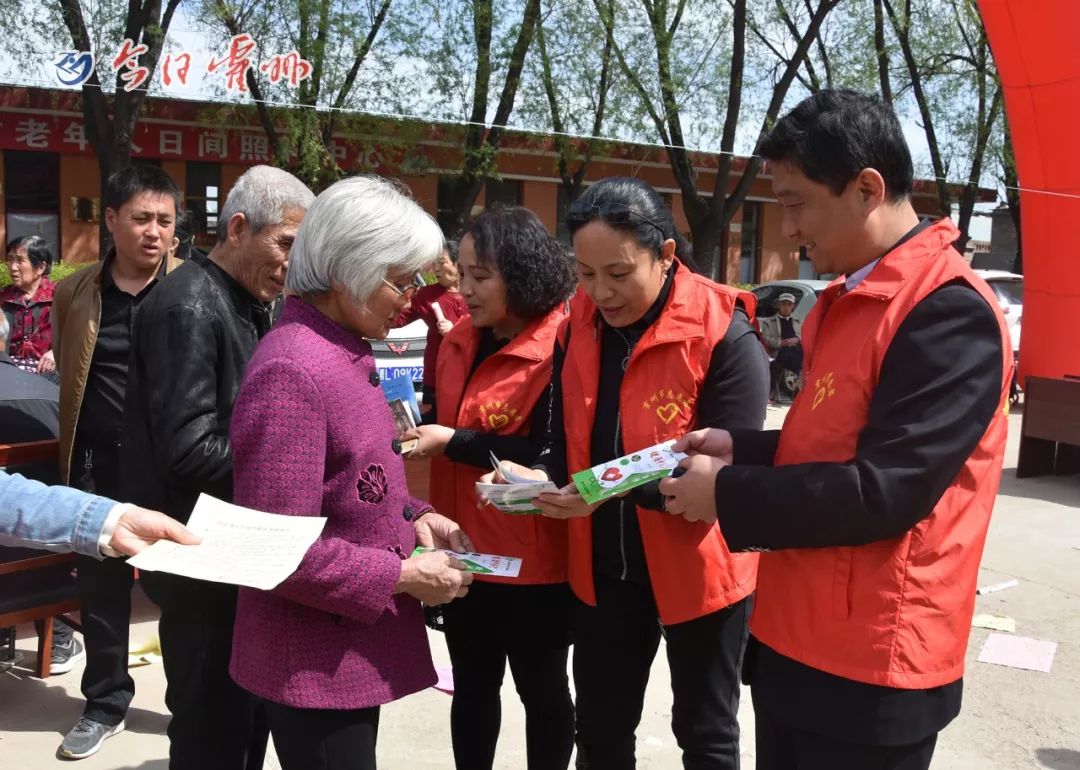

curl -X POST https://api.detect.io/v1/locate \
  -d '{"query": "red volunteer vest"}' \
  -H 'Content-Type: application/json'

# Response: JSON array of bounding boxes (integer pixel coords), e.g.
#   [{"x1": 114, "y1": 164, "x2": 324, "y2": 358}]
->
[
  {"x1": 430, "y1": 307, "x2": 568, "y2": 584},
  {"x1": 751, "y1": 219, "x2": 1013, "y2": 689},
  {"x1": 561, "y1": 265, "x2": 760, "y2": 625}
]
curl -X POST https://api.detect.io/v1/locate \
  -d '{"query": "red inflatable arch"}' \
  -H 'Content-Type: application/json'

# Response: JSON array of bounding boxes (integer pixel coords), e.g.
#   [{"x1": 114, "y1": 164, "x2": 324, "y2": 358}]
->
[{"x1": 979, "y1": 0, "x2": 1080, "y2": 382}]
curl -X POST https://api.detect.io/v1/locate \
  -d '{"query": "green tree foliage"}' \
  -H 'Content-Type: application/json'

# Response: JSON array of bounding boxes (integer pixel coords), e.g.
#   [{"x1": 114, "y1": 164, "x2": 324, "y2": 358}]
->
[
  {"x1": 0, "y1": 0, "x2": 184, "y2": 254},
  {"x1": 200, "y1": 0, "x2": 395, "y2": 191}
]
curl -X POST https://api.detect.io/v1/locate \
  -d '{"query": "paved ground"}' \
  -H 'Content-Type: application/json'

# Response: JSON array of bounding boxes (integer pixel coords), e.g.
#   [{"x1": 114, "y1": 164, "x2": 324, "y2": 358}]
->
[{"x1": 1, "y1": 404, "x2": 1078, "y2": 769}]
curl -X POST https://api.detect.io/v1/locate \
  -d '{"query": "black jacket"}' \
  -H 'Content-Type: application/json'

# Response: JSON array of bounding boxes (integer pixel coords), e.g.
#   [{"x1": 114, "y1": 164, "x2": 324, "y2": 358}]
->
[{"x1": 119, "y1": 253, "x2": 274, "y2": 524}]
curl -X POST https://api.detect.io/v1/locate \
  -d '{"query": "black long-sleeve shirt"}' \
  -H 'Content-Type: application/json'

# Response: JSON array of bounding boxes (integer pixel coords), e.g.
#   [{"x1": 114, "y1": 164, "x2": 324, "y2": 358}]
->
[
  {"x1": 426, "y1": 328, "x2": 551, "y2": 470},
  {"x1": 536, "y1": 265, "x2": 770, "y2": 587},
  {"x1": 717, "y1": 280, "x2": 1004, "y2": 745}
]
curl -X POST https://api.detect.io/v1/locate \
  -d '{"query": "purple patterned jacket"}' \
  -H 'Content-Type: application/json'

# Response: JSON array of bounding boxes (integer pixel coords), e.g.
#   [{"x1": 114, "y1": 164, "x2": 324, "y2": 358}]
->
[{"x1": 229, "y1": 297, "x2": 436, "y2": 709}]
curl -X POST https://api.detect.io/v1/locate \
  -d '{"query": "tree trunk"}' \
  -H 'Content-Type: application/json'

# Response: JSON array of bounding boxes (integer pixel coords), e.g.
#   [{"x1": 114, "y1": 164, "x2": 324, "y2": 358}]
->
[
  {"x1": 873, "y1": 0, "x2": 892, "y2": 102},
  {"x1": 1002, "y1": 123, "x2": 1022, "y2": 273},
  {"x1": 443, "y1": 0, "x2": 541, "y2": 236},
  {"x1": 59, "y1": 0, "x2": 180, "y2": 258},
  {"x1": 883, "y1": 0, "x2": 951, "y2": 217}
]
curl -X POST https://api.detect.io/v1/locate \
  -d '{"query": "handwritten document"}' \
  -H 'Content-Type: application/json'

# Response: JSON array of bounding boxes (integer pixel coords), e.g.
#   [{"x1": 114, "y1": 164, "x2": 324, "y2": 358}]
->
[{"x1": 129, "y1": 494, "x2": 326, "y2": 590}]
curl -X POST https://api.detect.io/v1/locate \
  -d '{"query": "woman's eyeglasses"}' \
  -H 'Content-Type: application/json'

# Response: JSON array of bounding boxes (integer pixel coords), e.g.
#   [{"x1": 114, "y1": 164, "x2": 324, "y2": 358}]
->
[
  {"x1": 382, "y1": 278, "x2": 418, "y2": 299},
  {"x1": 566, "y1": 201, "x2": 668, "y2": 240}
]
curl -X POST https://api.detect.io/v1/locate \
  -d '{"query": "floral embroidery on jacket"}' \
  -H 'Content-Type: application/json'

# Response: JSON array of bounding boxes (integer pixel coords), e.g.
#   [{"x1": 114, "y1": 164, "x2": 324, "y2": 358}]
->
[{"x1": 356, "y1": 463, "x2": 388, "y2": 504}]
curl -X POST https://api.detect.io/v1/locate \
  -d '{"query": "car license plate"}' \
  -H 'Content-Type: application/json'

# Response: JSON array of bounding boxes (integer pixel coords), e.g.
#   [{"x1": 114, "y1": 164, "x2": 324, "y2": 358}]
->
[{"x1": 378, "y1": 366, "x2": 423, "y2": 383}]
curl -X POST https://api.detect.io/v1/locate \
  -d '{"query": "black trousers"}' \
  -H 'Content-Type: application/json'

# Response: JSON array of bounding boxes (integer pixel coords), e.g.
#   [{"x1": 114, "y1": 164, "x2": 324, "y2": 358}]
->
[
  {"x1": 72, "y1": 439, "x2": 135, "y2": 726},
  {"x1": 264, "y1": 699, "x2": 380, "y2": 770},
  {"x1": 442, "y1": 580, "x2": 575, "y2": 770},
  {"x1": 753, "y1": 702, "x2": 937, "y2": 770},
  {"x1": 141, "y1": 572, "x2": 268, "y2": 770},
  {"x1": 573, "y1": 578, "x2": 751, "y2": 770}
]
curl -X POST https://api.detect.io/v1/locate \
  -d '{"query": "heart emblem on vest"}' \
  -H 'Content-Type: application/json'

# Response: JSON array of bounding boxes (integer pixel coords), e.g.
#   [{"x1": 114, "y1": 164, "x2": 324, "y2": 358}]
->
[
  {"x1": 488, "y1": 413, "x2": 510, "y2": 430},
  {"x1": 656, "y1": 402, "x2": 681, "y2": 424}
]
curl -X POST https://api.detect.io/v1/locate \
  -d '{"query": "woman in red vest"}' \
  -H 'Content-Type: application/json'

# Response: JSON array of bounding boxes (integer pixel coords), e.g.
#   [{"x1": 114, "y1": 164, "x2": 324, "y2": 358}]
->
[
  {"x1": 391, "y1": 240, "x2": 468, "y2": 410},
  {"x1": 661, "y1": 91, "x2": 1012, "y2": 770},
  {"x1": 493, "y1": 177, "x2": 769, "y2": 769},
  {"x1": 404, "y1": 206, "x2": 577, "y2": 770}
]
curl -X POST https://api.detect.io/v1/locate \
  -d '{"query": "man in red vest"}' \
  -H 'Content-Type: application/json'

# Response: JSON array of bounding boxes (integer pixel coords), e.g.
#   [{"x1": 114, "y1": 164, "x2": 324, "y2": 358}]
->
[{"x1": 660, "y1": 89, "x2": 1012, "y2": 770}]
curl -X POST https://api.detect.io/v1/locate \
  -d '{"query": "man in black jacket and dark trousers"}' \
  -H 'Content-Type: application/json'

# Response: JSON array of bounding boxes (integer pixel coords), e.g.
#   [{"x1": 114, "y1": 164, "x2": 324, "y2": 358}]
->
[{"x1": 120, "y1": 165, "x2": 313, "y2": 770}]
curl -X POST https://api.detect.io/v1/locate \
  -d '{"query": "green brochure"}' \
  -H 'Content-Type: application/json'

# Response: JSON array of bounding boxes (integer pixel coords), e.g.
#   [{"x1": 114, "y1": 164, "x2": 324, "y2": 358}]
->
[
  {"x1": 411, "y1": 547, "x2": 522, "y2": 577},
  {"x1": 571, "y1": 440, "x2": 688, "y2": 505}
]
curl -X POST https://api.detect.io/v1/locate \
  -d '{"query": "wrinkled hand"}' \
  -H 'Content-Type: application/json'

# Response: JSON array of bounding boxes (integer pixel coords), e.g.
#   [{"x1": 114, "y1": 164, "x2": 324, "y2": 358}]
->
[
  {"x1": 403, "y1": 424, "x2": 455, "y2": 460},
  {"x1": 671, "y1": 428, "x2": 734, "y2": 465},
  {"x1": 37, "y1": 350, "x2": 56, "y2": 374},
  {"x1": 396, "y1": 550, "x2": 473, "y2": 606},
  {"x1": 437, "y1": 319, "x2": 454, "y2": 335},
  {"x1": 534, "y1": 484, "x2": 598, "y2": 520},
  {"x1": 414, "y1": 512, "x2": 474, "y2": 552},
  {"x1": 109, "y1": 507, "x2": 201, "y2": 557},
  {"x1": 658, "y1": 454, "x2": 728, "y2": 523}
]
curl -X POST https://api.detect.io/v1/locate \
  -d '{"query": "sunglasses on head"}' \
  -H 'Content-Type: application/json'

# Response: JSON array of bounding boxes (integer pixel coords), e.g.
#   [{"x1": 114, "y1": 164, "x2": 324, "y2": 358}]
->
[{"x1": 566, "y1": 200, "x2": 668, "y2": 241}]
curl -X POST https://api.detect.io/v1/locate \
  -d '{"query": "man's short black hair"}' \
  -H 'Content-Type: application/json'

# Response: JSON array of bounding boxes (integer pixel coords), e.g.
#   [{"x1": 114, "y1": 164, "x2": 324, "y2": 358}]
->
[
  {"x1": 758, "y1": 89, "x2": 914, "y2": 200},
  {"x1": 104, "y1": 163, "x2": 182, "y2": 214},
  {"x1": 464, "y1": 206, "x2": 576, "y2": 321}
]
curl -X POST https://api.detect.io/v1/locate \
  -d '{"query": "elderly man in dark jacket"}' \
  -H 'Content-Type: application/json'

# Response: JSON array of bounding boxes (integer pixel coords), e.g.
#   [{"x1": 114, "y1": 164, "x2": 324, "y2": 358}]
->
[{"x1": 120, "y1": 165, "x2": 313, "y2": 770}]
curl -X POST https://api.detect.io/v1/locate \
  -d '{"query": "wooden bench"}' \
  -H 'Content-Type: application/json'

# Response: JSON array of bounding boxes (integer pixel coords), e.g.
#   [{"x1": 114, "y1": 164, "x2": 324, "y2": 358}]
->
[
  {"x1": 0, "y1": 439, "x2": 82, "y2": 678},
  {"x1": 1017, "y1": 376, "x2": 1080, "y2": 478}
]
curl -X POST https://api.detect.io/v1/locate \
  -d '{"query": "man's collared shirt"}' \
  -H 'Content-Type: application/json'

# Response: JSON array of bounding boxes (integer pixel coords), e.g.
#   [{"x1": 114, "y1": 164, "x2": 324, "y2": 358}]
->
[
  {"x1": 77, "y1": 256, "x2": 165, "y2": 441},
  {"x1": 845, "y1": 257, "x2": 881, "y2": 292}
]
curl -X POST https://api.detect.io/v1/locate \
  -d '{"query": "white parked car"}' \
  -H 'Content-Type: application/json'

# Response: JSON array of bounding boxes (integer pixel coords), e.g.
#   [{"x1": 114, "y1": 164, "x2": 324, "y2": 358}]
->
[
  {"x1": 974, "y1": 270, "x2": 1023, "y2": 355},
  {"x1": 751, "y1": 279, "x2": 831, "y2": 324},
  {"x1": 371, "y1": 318, "x2": 427, "y2": 388},
  {"x1": 370, "y1": 274, "x2": 431, "y2": 389}
]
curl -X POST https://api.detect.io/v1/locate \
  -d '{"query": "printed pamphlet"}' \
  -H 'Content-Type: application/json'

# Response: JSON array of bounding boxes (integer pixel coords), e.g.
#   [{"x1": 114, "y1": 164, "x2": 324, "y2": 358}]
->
[
  {"x1": 380, "y1": 373, "x2": 420, "y2": 453},
  {"x1": 412, "y1": 547, "x2": 522, "y2": 578},
  {"x1": 478, "y1": 452, "x2": 558, "y2": 513},
  {"x1": 571, "y1": 440, "x2": 688, "y2": 505},
  {"x1": 475, "y1": 479, "x2": 559, "y2": 514}
]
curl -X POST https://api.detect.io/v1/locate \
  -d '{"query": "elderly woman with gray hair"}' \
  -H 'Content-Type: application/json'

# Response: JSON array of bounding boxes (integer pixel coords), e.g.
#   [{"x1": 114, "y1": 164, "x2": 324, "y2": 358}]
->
[{"x1": 228, "y1": 175, "x2": 475, "y2": 770}]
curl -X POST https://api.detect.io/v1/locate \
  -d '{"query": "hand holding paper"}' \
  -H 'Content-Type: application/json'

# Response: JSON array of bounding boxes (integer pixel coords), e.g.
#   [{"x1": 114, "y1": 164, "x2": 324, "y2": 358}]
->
[
  {"x1": 404, "y1": 424, "x2": 455, "y2": 459},
  {"x1": 533, "y1": 484, "x2": 597, "y2": 519},
  {"x1": 412, "y1": 547, "x2": 522, "y2": 578},
  {"x1": 671, "y1": 428, "x2": 734, "y2": 465},
  {"x1": 128, "y1": 494, "x2": 326, "y2": 590},
  {"x1": 381, "y1": 374, "x2": 421, "y2": 453},
  {"x1": 658, "y1": 453, "x2": 727, "y2": 524},
  {"x1": 476, "y1": 453, "x2": 558, "y2": 513},
  {"x1": 413, "y1": 511, "x2": 474, "y2": 552},
  {"x1": 397, "y1": 549, "x2": 474, "y2": 605},
  {"x1": 572, "y1": 440, "x2": 688, "y2": 505}
]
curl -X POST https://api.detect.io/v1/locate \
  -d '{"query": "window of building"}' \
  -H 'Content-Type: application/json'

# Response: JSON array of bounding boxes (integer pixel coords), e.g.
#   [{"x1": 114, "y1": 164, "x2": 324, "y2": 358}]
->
[
  {"x1": 485, "y1": 178, "x2": 521, "y2": 209},
  {"x1": 738, "y1": 201, "x2": 761, "y2": 284},
  {"x1": 555, "y1": 185, "x2": 571, "y2": 243},
  {"x1": 4, "y1": 151, "x2": 59, "y2": 212},
  {"x1": 185, "y1": 161, "x2": 220, "y2": 245},
  {"x1": 4, "y1": 151, "x2": 60, "y2": 258},
  {"x1": 436, "y1": 175, "x2": 461, "y2": 235}
]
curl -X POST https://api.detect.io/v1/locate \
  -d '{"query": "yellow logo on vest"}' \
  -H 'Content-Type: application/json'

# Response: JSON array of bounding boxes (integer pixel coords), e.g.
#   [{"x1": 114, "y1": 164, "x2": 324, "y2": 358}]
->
[
  {"x1": 642, "y1": 389, "x2": 695, "y2": 425},
  {"x1": 811, "y1": 372, "x2": 837, "y2": 411},
  {"x1": 480, "y1": 400, "x2": 520, "y2": 431}
]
